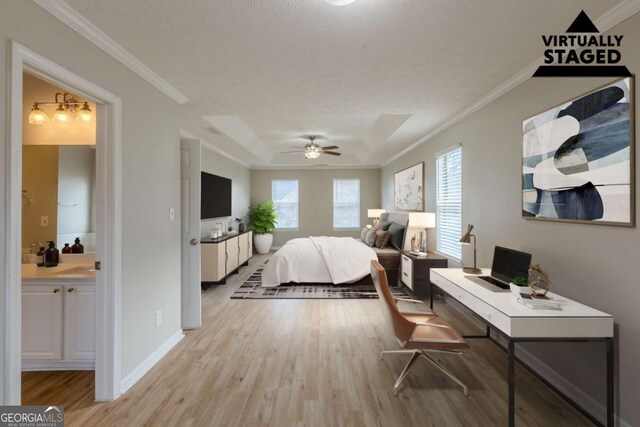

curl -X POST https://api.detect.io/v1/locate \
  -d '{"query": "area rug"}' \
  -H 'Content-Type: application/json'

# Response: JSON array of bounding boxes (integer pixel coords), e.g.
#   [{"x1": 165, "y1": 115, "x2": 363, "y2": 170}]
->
[{"x1": 231, "y1": 262, "x2": 412, "y2": 300}]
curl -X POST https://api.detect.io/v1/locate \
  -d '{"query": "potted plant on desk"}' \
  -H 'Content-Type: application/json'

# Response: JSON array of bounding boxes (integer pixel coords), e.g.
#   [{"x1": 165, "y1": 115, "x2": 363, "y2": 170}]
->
[
  {"x1": 510, "y1": 276, "x2": 529, "y2": 297},
  {"x1": 248, "y1": 201, "x2": 277, "y2": 254}
]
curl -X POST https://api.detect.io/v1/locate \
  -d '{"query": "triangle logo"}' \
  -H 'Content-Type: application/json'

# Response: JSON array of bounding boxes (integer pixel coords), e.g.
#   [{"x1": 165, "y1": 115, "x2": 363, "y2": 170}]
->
[{"x1": 566, "y1": 10, "x2": 599, "y2": 33}]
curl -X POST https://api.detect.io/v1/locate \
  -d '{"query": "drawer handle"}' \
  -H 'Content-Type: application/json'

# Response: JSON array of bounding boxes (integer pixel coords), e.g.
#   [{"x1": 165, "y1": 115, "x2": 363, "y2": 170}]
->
[
  {"x1": 403, "y1": 272, "x2": 408, "y2": 277},
  {"x1": 53, "y1": 289, "x2": 60, "y2": 294},
  {"x1": 68, "y1": 288, "x2": 75, "y2": 293}
]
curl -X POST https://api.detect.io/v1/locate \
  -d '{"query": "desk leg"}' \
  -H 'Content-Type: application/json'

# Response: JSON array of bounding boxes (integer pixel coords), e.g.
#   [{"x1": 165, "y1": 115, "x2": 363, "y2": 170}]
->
[
  {"x1": 606, "y1": 338, "x2": 614, "y2": 427},
  {"x1": 508, "y1": 339, "x2": 515, "y2": 427},
  {"x1": 429, "y1": 282, "x2": 434, "y2": 310}
]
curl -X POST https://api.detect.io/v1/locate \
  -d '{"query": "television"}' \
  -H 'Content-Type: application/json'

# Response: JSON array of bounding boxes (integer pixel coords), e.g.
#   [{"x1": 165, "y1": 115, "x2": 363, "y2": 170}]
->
[{"x1": 201, "y1": 172, "x2": 232, "y2": 219}]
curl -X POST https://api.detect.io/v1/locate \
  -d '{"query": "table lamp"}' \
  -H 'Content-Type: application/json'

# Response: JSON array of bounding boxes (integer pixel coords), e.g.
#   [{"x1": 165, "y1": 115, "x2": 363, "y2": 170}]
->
[
  {"x1": 408, "y1": 212, "x2": 436, "y2": 256},
  {"x1": 367, "y1": 209, "x2": 385, "y2": 227},
  {"x1": 459, "y1": 224, "x2": 482, "y2": 274}
]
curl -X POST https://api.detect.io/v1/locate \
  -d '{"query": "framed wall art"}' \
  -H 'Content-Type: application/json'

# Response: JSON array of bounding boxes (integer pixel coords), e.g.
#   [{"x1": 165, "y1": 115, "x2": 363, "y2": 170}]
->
[
  {"x1": 394, "y1": 162, "x2": 424, "y2": 211},
  {"x1": 522, "y1": 77, "x2": 635, "y2": 226}
]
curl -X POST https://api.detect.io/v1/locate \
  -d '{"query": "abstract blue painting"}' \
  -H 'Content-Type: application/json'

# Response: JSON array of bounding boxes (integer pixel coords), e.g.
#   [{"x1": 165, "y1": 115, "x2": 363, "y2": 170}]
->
[{"x1": 522, "y1": 77, "x2": 634, "y2": 226}]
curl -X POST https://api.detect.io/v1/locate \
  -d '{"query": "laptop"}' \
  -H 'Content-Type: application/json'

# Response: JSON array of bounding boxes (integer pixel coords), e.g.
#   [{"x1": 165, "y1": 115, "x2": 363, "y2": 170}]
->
[{"x1": 468, "y1": 246, "x2": 532, "y2": 292}]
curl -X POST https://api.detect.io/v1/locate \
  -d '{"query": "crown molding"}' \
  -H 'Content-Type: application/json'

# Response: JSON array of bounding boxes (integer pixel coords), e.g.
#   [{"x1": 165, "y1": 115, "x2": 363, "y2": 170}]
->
[
  {"x1": 33, "y1": 0, "x2": 189, "y2": 105},
  {"x1": 179, "y1": 128, "x2": 251, "y2": 168},
  {"x1": 383, "y1": 0, "x2": 640, "y2": 167}
]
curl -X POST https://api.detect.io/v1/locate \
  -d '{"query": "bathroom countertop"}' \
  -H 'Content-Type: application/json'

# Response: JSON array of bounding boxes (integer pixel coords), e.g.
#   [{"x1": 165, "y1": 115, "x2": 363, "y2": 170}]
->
[{"x1": 22, "y1": 263, "x2": 96, "y2": 283}]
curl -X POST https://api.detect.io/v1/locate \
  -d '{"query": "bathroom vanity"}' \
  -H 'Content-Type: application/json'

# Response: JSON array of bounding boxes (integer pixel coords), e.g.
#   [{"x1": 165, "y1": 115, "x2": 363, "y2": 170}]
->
[{"x1": 21, "y1": 263, "x2": 96, "y2": 370}]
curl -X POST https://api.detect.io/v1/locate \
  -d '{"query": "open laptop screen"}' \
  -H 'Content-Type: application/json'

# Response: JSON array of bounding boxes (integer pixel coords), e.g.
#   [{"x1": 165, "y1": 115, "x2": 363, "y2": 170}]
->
[{"x1": 491, "y1": 246, "x2": 532, "y2": 284}]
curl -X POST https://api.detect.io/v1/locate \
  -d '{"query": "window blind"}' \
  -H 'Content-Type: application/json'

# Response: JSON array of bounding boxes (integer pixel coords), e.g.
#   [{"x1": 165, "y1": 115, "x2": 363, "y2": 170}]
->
[
  {"x1": 436, "y1": 147, "x2": 462, "y2": 260},
  {"x1": 272, "y1": 180, "x2": 299, "y2": 228},
  {"x1": 333, "y1": 179, "x2": 360, "y2": 228}
]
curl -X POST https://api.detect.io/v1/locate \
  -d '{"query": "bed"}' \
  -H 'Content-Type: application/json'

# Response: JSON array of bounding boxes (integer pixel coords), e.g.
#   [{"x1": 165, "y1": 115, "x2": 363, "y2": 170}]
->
[{"x1": 261, "y1": 213, "x2": 409, "y2": 287}]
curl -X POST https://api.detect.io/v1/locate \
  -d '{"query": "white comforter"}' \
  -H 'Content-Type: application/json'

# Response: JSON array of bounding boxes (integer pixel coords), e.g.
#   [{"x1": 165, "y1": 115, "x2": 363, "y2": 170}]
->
[{"x1": 261, "y1": 236, "x2": 377, "y2": 287}]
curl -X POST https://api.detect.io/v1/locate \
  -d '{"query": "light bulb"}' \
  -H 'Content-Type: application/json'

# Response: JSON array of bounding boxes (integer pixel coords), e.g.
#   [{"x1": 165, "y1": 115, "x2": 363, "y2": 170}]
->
[
  {"x1": 305, "y1": 151, "x2": 321, "y2": 159},
  {"x1": 28, "y1": 104, "x2": 50, "y2": 125},
  {"x1": 52, "y1": 104, "x2": 71, "y2": 124},
  {"x1": 76, "y1": 102, "x2": 93, "y2": 123}
]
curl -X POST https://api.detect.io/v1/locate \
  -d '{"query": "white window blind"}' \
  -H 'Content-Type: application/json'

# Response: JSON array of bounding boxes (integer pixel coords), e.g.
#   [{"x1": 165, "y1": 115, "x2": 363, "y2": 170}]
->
[
  {"x1": 436, "y1": 147, "x2": 462, "y2": 260},
  {"x1": 333, "y1": 179, "x2": 360, "y2": 228},
  {"x1": 272, "y1": 180, "x2": 299, "y2": 228}
]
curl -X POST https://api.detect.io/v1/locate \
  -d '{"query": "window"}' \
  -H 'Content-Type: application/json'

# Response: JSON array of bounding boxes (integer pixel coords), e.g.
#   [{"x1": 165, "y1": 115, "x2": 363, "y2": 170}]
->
[
  {"x1": 272, "y1": 180, "x2": 299, "y2": 228},
  {"x1": 436, "y1": 147, "x2": 462, "y2": 259},
  {"x1": 333, "y1": 179, "x2": 360, "y2": 228}
]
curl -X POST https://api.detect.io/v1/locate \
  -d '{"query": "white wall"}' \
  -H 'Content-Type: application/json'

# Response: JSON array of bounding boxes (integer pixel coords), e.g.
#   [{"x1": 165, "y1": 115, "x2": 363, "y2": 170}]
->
[
  {"x1": 381, "y1": 13, "x2": 640, "y2": 425},
  {"x1": 200, "y1": 146, "x2": 251, "y2": 238},
  {"x1": 251, "y1": 168, "x2": 381, "y2": 247},
  {"x1": 1, "y1": 0, "x2": 182, "y2": 386}
]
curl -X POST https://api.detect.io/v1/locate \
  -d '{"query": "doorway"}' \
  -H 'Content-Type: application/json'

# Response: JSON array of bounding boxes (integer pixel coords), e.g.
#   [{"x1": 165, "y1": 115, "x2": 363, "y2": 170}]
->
[{"x1": 3, "y1": 42, "x2": 122, "y2": 404}]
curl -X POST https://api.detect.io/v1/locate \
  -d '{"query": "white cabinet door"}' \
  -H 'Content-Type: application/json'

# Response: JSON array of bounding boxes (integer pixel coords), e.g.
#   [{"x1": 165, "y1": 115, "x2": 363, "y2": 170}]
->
[
  {"x1": 201, "y1": 243, "x2": 225, "y2": 281},
  {"x1": 22, "y1": 286, "x2": 63, "y2": 360},
  {"x1": 64, "y1": 285, "x2": 96, "y2": 360},
  {"x1": 238, "y1": 233, "x2": 249, "y2": 265},
  {"x1": 226, "y1": 237, "x2": 239, "y2": 274}
]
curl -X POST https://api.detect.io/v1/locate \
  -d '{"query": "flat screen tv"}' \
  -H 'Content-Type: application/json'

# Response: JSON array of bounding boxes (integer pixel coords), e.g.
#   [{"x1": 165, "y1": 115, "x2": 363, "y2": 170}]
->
[{"x1": 201, "y1": 172, "x2": 232, "y2": 219}]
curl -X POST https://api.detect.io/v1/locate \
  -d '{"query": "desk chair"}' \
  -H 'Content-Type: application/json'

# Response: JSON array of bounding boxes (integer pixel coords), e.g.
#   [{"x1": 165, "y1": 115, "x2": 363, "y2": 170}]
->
[{"x1": 371, "y1": 260, "x2": 469, "y2": 396}]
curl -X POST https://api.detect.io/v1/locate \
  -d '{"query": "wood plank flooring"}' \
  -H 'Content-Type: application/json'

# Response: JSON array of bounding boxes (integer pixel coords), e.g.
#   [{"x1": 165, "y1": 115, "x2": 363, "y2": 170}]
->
[{"x1": 22, "y1": 254, "x2": 593, "y2": 426}]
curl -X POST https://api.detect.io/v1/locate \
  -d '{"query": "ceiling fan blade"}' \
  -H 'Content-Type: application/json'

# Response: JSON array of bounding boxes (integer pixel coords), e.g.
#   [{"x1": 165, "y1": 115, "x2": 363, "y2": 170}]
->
[
  {"x1": 320, "y1": 146, "x2": 339, "y2": 150},
  {"x1": 280, "y1": 150, "x2": 305, "y2": 154},
  {"x1": 322, "y1": 151, "x2": 342, "y2": 156}
]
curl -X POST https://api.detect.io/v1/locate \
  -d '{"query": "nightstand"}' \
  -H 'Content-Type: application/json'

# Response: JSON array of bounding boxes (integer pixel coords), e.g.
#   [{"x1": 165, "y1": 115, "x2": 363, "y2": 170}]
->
[{"x1": 401, "y1": 251, "x2": 448, "y2": 308}]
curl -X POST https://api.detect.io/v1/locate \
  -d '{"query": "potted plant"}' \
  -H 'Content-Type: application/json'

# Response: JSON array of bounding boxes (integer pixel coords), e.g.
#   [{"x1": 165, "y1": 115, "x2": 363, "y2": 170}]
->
[
  {"x1": 248, "y1": 201, "x2": 277, "y2": 254},
  {"x1": 510, "y1": 276, "x2": 529, "y2": 297}
]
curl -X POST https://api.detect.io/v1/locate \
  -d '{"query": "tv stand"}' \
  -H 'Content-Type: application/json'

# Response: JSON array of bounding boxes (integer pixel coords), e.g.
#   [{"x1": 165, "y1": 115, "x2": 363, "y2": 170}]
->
[{"x1": 201, "y1": 230, "x2": 252, "y2": 289}]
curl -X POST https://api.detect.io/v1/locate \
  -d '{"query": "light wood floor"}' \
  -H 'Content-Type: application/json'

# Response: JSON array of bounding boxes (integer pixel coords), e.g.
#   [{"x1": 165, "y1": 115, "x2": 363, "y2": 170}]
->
[{"x1": 23, "y1": 253, "x2": 593, "y2": 426}]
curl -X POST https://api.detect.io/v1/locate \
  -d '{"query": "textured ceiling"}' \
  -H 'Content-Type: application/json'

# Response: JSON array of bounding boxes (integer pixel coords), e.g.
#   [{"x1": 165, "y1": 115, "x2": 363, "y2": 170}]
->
[{"x1": 64, "y1": 0, "x2": 620, "y2": 167}]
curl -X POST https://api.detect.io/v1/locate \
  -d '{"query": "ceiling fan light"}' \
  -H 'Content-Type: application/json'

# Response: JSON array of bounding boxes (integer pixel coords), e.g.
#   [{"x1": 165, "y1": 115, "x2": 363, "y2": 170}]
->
[
  {"x1": 305, "y1": 151, "x2": 321, "y2": 159},
  {"x1": 28, "y1": 103, "x2": 50, "y2": 125},
  {"x1": 52, "y1": 104, "x2": 72, "y2": 124}
]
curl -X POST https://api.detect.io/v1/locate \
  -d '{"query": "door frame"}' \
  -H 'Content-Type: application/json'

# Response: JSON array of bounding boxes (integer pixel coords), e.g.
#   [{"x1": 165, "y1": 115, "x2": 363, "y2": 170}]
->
[{"x1": 3, "y1": 41, "x2": 122, "y2": 403}]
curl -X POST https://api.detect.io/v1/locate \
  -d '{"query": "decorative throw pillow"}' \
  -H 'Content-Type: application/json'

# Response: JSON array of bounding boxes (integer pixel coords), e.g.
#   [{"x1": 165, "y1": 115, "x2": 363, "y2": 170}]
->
[
  {"x1": 375, "y1": 229, "x2": 390, "y2": 249},
  {"x1": 387, "y1": 223, "x2": 405, "y2": 251},
  {"x1": 364, "y1": 228, "x2": 377, "y2": 247},
  {"x1": 360, "y1": 226, "x2": 369, "y2": 242},
  {"x1": 378, "y1": 220, "x2": 392, "y2": 231}
]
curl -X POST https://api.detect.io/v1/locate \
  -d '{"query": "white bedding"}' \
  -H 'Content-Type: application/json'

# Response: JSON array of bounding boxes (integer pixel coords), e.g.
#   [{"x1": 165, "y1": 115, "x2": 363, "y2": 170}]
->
[{"x1": 261, "y1": 236, "x2": 377, "y2": 287}]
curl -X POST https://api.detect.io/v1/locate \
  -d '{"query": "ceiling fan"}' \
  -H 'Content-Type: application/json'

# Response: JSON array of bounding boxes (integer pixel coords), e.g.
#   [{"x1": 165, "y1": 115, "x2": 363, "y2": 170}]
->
[{"x1": 280, "y1": 136, "x2": 342, "y2": 159}]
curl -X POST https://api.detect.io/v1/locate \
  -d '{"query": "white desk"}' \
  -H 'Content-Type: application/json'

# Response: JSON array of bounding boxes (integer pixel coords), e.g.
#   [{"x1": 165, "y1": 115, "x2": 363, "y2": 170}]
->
[{"x1": 431, "y1": 268, "x2": 614, "y2": 427}]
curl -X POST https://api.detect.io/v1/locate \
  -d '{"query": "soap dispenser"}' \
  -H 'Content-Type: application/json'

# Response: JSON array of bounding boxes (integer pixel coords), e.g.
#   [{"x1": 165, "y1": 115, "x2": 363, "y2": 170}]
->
[
  {"x1": 36, "y1": 246, "x2": 45, "y2": 267},
  {"x1": 71, "y1": 237, "x2": 84, "y2": 254},
  {"x1": 44, "y1": 241, "x2": 59, "y2": 267},
  {"x1": 61, "y1": 243, "x2": 72, "y2": 254}
]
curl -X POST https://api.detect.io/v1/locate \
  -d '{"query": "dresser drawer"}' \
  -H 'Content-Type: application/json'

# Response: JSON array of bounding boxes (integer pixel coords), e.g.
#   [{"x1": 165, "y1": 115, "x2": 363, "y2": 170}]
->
[{"x1": 401, "y1": 255, "x2": 413, "y2": 289}]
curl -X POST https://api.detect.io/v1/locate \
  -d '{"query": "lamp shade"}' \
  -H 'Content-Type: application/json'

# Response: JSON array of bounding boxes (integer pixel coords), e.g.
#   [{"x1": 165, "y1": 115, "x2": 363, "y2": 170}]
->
[
  {"x1": 408, "y1": 212, "x2": 436, "y2": 228},
  {"x1": 459, "y1": 224, "x2": 474, "y2": 245},
  {"x1": 367, "y1": 209, "x2": 385, "y2": 218}
]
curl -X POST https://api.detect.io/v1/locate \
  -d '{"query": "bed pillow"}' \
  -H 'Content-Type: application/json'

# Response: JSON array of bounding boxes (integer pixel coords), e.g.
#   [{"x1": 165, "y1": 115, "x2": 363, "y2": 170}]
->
[
  {"x1": 364, "y1": 228, "x2": 377, "y2": 247},
  {"x1": 387, "y1": 223, "x2": 405, "y2": 251},
  {"x1": 360, "y1": 226, "x2": 369, "y2": 241},
  {"x1": 375, "y1": 229, "x2": 391, "y2": 249},
  {"x1": 378, "y1": 219, "x2": 392, "y2": 231}
]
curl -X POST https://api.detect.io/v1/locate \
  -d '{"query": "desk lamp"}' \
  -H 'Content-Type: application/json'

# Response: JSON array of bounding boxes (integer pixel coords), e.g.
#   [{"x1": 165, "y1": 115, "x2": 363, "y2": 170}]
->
[{"x1": 459, "y1": 224, "x2": 482, "y2": 274}]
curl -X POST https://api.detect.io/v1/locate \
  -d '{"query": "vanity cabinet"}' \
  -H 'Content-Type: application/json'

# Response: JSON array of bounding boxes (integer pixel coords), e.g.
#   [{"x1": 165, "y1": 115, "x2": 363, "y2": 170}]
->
[
  {"x1": 22, "y1": 283, "x2": 95, "y2": 370},
  {"x1": 201, "y1": 230, "x2": 253, "y2": 287}
]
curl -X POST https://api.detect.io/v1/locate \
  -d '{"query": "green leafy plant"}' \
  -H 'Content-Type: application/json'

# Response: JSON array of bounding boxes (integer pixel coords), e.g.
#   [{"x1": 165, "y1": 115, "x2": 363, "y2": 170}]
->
[
  {"x1": 511, "y1": 276, "x2": 528, "y2": 287},
  {"x1": 248, "y1": 201, "x2": 277, "y2": 234}
]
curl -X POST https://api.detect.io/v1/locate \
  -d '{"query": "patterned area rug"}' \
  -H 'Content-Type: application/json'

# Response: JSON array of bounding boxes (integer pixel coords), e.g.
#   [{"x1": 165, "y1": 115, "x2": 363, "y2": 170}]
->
[{"x1": 231, "y1": 263, "x2": 411, "y2": 300}]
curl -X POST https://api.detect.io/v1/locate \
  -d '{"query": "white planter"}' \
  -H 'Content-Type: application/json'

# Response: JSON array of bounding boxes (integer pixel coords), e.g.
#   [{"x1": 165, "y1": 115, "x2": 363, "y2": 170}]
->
[
  {"x1": 510, "y1": 283, "x2": 527, "y2": 297},
  {"x1": 254, "y1": 233, "x2": 273, "y2": 254}
]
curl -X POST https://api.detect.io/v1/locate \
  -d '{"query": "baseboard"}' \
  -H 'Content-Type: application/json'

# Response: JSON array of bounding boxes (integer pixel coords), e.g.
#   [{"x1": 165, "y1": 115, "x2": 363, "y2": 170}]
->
[
  {"x1": 516, "y1": 347, "x2": 631, "y2": 427},
  {"x1": 120, "y1": 330, "x2": 184, "y2": 394},
  {"x1": 22, "y1": 360, "x2": 94, "y2": 371}
]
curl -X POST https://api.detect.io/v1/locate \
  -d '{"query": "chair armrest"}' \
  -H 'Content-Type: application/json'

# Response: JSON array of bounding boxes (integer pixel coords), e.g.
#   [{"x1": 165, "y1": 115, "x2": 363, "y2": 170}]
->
[
  {"x1": 413, "y1": 321, "x2": 453, "y2": 330},
  {"x1": 394, "y1": 297, "x2": 426, "y2": 305}
]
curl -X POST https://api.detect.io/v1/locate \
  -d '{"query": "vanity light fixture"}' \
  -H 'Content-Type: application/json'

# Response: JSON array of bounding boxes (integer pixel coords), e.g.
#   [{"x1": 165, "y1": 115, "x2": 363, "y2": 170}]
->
[{"x1": 28, "y1": 92, "x2": 93, "y2": 125}]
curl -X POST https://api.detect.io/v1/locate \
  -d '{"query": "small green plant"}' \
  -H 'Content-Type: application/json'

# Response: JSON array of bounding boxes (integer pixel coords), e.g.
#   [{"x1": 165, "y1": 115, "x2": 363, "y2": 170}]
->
[
  {"x1": 248, "y1": 201, "x2": 277, "y2": 235},
  {"x1": 512, "y1": 276, "x2": 528, "y2": 287}
]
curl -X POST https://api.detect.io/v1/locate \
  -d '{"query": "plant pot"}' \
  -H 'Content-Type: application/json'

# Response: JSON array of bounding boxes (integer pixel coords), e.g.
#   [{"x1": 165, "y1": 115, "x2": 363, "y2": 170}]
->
[
  {"x1": 254, "y1": 233, "x2": 273, "y2": 254},
  {"x1": 510, "y1": 283, "x2": 527, "y2": 297}
]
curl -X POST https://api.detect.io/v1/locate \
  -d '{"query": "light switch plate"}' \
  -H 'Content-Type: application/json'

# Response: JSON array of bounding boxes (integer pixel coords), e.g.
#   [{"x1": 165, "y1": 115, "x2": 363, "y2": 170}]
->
[
  {"x1": 155, "y1": 310, "x2": 162, "y2": 326},
  {"x1": 40, "y1": 216, "x2": 49, "y2": 227},
  {"x1": 169, "y1": 208, "x2": 175, "y2": 222}
]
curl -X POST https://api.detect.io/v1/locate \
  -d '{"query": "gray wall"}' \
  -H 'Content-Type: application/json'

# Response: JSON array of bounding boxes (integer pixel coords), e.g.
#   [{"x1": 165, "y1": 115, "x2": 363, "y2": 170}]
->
[
  {"x1": 1, "y1": 0, "x2": 182, "y2": 386},
  {"x1": 251, "y1": 168, "x2": 381, "y2": 247},
  {"x1": 200, "y1": 146, "x2": 251, "y2": 238},
  {"x1": 381, "y1": 14, "x2": 640, "y2": 425}
]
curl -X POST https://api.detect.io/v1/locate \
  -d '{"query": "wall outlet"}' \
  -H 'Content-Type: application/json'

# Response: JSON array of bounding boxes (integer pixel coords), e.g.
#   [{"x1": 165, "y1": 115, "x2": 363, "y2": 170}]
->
[
  {"x1": 40, "y1": 216, "x2": 49, "y2": 227},
  {"x1": 155, "y1": 310, "x2": 162, "y2": 327},
  {"x1": 169, "y1": 207, "x2": 175, "y2": 222}
]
